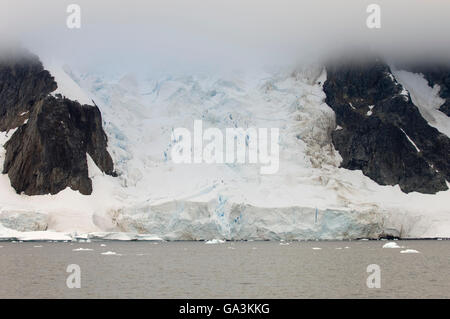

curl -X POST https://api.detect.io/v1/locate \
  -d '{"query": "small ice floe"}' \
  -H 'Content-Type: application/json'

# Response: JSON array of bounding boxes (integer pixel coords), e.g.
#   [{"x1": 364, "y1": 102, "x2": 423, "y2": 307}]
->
[
  {"x1": 344, "y1": 246, "x2": 350, "y2": 249},
  {"x1": 73, "y1": 234, "x2": 91, "y2": 243},
  {"x1": 100, "y1": 244, "x2": 107, "y2": 247},
  {"x1": 335, "y1": 247, "x2": 342, "y2": 250},
  {"x1": 34, "y1": 245, "x2": 43, "y2": 248},
  {"x1": 205, "y1": 239, "x2": 225, "y2": 244},
  {"x1": 76, "y1": 239, "x2": 91, "y2": 243},
  {"x1": 136, "y1": 253, "x2": 145, "y2": 256},
  {"x1": 280, "y1": 242, "x2": 290, "y2": 246},
  {"x1": 312, "y1": 247, "x2": 322, "y2": 250},
  {"x1": 382, "y1": 242, "x2": 402, "y2": 249},
  {"x1": 101, "y1": 251, "x2": 121, "y2": 256},
  {"x1": 400, "y1": 249, "x2": 420, "y2": 254},
  {"x1": 227, "y1": 246, "x2": 235, "y2": 250},
  {"x1": 73, "y1": 248, "x2": 94, "y2": 251}
]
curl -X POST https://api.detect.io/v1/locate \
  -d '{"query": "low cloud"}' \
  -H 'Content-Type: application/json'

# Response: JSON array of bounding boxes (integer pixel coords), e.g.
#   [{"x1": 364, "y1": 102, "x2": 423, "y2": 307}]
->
[{"x1": 1, "y1": 0, "x2": 450, "y2": 72}]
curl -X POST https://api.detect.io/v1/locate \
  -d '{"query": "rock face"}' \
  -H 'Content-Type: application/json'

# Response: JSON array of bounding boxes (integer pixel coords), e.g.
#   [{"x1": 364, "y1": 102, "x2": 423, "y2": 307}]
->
[
  {"x1": 0, "y1": 50, "x2": 57, "y2": 131},
  {"x1": 0, "y1": 48, "x2": 114, "y2": 195},
  {"x1": 324, "y1": 58, "x2": 450, "y2": 194}
]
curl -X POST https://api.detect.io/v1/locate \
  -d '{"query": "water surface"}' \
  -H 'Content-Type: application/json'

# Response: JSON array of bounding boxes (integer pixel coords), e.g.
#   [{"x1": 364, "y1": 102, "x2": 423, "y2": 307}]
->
[{"x1": 0, "y1": 241, "x2": 448, "y2": 298}]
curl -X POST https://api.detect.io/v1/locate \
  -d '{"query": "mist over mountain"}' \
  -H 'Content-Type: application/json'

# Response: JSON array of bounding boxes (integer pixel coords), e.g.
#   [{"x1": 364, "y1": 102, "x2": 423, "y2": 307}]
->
[{"x1": 2, "y1": 0, "x2": 450, "y2": 73}]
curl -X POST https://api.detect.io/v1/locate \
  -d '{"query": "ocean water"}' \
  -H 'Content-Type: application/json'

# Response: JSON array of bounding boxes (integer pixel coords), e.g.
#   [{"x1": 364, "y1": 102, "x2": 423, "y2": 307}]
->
[{"x1": 0, "y1": 240, "x2": 448, "y2": 298}]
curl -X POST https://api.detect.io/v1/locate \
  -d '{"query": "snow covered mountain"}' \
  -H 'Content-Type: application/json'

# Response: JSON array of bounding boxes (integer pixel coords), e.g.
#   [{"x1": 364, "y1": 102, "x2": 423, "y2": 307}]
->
[{"x1": 0, "y1": 49, "x2": 449, "y2": 241}]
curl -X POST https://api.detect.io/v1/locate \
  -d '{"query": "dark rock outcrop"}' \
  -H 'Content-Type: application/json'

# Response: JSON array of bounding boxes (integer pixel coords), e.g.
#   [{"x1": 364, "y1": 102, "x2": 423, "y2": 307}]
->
[
  {"x1": 0, "y1": 49, "x2": 57, "y2": 131},
  {"x1": 324, "y1": 58, "x2": 450, "y2": 194},
  {"x1": 0, "y1": 47, "x2": 114, "y2": 195}
]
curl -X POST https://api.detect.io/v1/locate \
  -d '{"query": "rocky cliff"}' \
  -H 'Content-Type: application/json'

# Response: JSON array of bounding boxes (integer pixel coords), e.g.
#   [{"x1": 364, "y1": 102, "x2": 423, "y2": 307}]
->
[
  {"x1": 324, "y1": 58, "x2": 450, "y2": 194},
  {"x1": 0, "y1": 48, "x2": 114, "y2": 195}
]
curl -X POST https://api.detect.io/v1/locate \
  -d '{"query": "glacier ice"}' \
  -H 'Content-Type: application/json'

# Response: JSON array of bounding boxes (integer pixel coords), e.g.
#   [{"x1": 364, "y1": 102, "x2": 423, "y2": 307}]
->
[{"x1": 0, "y1": 64, "x2": 450, "y2": 241}]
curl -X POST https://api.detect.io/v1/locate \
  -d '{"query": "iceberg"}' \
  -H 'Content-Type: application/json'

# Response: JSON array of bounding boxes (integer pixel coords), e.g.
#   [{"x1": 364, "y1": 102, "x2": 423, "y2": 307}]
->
[
  {"x1": 400, "y1": 249, "x2": 420, "y2": 254},
  {"x1": 382, "y1": 242, "x2": 402, "y2": 249},
  {"x1": 205, "y1": 239, "x2": 226, "y2": 244},
  {"x1": 101, "y1": 251, "x2": 121, "y2": 256}
]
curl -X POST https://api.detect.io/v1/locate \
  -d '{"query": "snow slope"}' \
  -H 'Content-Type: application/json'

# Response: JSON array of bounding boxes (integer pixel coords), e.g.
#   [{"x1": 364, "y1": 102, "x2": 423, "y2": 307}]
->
[
  {"x1": 0, "y1": 64, "x2": 449, "y2": 241},
  {"x1": 391, "y1": 67, "x2": 450, "y2": 137}
]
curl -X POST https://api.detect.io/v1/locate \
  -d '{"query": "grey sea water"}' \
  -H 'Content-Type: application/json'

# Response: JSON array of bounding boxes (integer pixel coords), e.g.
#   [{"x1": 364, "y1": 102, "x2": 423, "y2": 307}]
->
[{"x1": 0, "y1": 240, "x2": 448, "y2": 298}]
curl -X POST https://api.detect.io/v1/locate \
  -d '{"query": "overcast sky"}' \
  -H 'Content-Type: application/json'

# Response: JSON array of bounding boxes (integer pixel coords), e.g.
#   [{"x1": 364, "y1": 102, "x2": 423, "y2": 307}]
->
[{"x1": 1, "y1": 0, "x2": 450, "y2": 72}]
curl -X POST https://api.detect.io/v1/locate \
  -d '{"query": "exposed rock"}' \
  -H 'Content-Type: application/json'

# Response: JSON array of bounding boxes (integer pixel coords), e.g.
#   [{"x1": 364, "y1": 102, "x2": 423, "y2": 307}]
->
[
  {"x1": 0, "y1": 49, "x2": 57, "y2": 131},
  {"x1": 0, "y1": 47, "x2": 114, "y2": 195},
  {"x1": 324, "y1": 58, "x2": 450, "y2": 194},
  {"x1": 3, "y1": 96, "x2": 114, "y2": 195}
]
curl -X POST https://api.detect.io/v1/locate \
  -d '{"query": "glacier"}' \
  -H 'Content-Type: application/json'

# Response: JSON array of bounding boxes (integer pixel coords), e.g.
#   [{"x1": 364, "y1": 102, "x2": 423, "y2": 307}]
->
[{"x1": 0, "y1": 62, "x2": 449, "y2": 241}]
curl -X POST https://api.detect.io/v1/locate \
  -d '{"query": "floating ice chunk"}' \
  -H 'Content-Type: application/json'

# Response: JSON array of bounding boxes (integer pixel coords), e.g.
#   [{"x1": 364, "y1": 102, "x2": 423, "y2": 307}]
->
[
  {"x1": 73, "y1": 248, "x2": 94, "y2": 251},
  {"x1": 78, "y1": 239, "x2": 91, "y2": 243},
  {"x1": 312, "y1": 247, "x2": 322, "y2": 250},
  {"x1": 101, "y1": 251, "x2": 121, "y2": 256},
  {"x1": 100, "y1": 244, "x2": 107, "y2": 247},
  {"x1": 382, "y1": 242, "x2": 402, "y2": 248},
  {"x1": 34, "y1": 245, "x2": 43, "y2": 248},
  {"x1": 205, "y1": 239, "x2": 225, "y2": 244},
  {"x1": 400, "y1": 249, "x2": 420, "y2": 254},
  {"x1": 280, "y1": 242, "x2": 290, "y2": 246}
]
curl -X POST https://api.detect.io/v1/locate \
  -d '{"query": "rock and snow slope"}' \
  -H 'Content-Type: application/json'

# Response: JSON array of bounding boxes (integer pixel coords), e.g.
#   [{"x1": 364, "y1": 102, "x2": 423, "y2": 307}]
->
[{"x1": 0, "y1": 61, "x2": 449, "y2": 240}]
